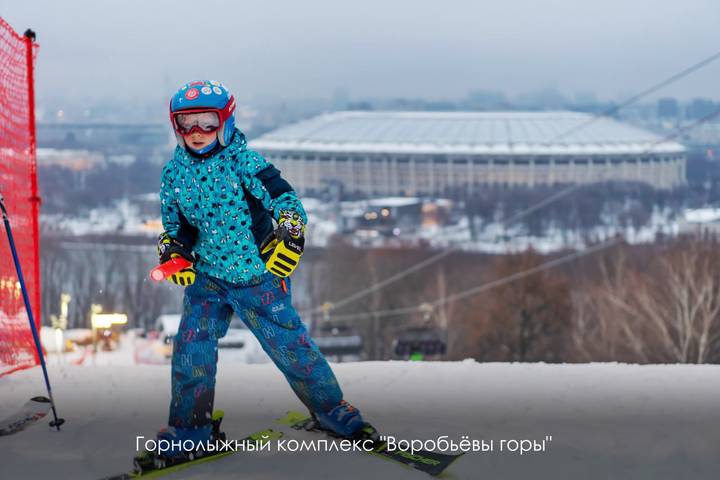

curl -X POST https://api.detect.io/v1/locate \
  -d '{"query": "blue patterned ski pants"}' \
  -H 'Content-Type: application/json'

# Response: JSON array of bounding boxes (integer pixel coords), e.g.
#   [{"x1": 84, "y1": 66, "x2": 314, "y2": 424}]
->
[{"x1": 169, "y1": 271, "x2": 343, "y2": 428}]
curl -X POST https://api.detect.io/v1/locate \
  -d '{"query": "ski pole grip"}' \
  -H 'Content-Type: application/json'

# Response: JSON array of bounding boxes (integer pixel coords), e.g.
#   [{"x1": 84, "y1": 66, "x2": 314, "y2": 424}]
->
[{"x1": 150, "y1": 257, "x2": 193, "y2": 282}]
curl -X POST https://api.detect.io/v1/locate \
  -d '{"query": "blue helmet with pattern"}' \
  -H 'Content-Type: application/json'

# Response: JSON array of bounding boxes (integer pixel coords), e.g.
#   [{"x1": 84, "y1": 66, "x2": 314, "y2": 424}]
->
[{"x1": 169, "y1": 80, "x2": 237, "y2": 148}]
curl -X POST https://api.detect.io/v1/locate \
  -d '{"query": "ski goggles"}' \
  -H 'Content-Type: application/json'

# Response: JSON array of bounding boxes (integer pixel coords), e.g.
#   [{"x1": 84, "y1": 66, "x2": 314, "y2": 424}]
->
[{"x1": 173, "y1": 111, "x2": 221, "y2": 135}]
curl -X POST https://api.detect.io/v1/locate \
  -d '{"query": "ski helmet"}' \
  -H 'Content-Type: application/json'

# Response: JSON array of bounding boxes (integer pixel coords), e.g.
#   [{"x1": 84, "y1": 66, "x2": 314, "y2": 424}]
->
[{"x1": 169, "y1": 80, "x2": 236, "y2": 148}]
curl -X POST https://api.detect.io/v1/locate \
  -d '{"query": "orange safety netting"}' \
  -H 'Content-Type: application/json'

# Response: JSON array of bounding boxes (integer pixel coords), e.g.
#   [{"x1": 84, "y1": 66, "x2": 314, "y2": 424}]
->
[{"x1": 0, "y1": 17, "x2": 40, "y2": 377}]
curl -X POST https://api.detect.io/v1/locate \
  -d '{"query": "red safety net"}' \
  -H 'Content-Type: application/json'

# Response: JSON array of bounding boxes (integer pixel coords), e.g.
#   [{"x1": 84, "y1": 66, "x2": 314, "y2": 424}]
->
[{"x1": 0, "y1": 17, "x2": 40, "y2": 377}]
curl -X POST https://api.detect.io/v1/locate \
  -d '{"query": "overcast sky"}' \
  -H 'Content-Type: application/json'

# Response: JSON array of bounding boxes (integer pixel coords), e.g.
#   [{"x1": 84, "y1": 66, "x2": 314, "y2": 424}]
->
[{"x1": 2, "y1": 0, "x2": 719, "y2": 106}]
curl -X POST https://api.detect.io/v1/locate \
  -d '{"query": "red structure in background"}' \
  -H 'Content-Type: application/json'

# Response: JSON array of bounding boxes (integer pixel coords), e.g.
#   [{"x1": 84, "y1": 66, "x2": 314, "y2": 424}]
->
[{"x1": 0, "y1": 17, "x2": 41, "y2": 377}]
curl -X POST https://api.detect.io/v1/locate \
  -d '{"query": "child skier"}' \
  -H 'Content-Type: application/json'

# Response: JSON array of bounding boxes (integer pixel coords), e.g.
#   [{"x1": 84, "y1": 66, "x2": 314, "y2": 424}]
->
[{"x1": 154, "y1": 80, "x2": 371, "y2": 459}]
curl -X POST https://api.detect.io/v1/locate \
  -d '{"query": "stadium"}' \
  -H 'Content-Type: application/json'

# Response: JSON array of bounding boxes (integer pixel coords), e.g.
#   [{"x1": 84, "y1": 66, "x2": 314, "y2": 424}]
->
[{"x1": 251, "y1": 111, "x2": 687, "y2": 196}]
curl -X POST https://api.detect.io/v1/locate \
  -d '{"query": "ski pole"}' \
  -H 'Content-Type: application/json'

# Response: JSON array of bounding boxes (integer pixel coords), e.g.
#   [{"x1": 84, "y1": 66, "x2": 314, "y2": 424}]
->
[{"x1": 0, "y1": 195, "x2": 64, "y2": 431}]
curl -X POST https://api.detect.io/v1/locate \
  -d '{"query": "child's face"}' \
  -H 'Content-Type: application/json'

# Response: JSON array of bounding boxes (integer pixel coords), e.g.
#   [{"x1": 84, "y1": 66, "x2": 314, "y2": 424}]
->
[{"x1": 183, "y1": 130, "x2": 217, "y2": 151}]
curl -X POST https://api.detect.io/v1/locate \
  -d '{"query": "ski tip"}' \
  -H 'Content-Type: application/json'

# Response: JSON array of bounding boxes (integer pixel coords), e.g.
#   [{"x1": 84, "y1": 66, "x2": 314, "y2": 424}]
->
[
  {"x1": 249, "y1": 428, "x2": 283, "y2": 441},
  {"x1": 276, "y1": 411, "x2": 309, "y2": 426}
]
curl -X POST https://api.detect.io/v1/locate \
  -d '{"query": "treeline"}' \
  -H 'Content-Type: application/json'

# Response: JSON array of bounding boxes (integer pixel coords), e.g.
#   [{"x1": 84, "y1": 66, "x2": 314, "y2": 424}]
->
[
  {"x1": 40, "y1": 232, "x2": 720, "y2": 364},
  {"x1": 314, "y1": 233, "x2": 720, "y2": 364},
  {"x1": 41, "y1": 235, "x2": 181, "y2": 330}
]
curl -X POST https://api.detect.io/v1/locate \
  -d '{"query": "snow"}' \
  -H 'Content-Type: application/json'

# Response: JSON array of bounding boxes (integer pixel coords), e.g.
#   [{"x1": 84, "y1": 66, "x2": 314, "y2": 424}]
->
[
  {"x1": 366, "y1": 197, "x2": 421, "y2": 208},
  {"x1": 1, "y1": 348, "x2": 718, "y2": 480},
  {"x1": 684, "y1": 207, "x2": 720, "y2": 223},
  {"x1": 155, "y1": 314, "x2": 181, "y2": 335}
]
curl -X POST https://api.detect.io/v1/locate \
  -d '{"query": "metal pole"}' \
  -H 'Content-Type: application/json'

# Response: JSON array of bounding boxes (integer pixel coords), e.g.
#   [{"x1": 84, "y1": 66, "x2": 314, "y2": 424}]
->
[{"x1": 0, "y1": 196, "x2": 64, "y2": 430}]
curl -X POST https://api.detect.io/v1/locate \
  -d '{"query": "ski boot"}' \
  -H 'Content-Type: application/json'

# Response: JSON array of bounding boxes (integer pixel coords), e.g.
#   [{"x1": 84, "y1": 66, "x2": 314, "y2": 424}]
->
[
  {"x1": 134, "y1": 410, "x2": 227, "y2": 473},
  {"x1": 311, "y1": 400, "x2": 379, "y2": 442}
]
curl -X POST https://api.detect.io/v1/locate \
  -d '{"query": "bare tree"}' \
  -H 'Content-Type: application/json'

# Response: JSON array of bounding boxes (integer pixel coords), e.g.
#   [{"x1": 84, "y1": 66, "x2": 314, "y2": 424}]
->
[
  {"x1": 577, "y1": 236, "x2": 720, "y2": 363},
  {"x1": 448, "y1": 250, "x2": 572, "y2": 362}
]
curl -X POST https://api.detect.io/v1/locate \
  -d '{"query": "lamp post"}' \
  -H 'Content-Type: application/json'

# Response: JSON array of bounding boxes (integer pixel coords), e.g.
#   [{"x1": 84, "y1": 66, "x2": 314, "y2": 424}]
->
[{"x1": 90, "y1": 305, "x2": 128, "y2": 354}]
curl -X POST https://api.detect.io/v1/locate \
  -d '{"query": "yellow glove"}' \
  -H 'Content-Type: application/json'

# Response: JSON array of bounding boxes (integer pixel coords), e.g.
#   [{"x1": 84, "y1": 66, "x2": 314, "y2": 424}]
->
[
  {"x1": 166, "y1": 253, "x2": 196, "y2": 286},
  {"x1": 260, "y1": 226, "x2": 304, "y2": 278}
]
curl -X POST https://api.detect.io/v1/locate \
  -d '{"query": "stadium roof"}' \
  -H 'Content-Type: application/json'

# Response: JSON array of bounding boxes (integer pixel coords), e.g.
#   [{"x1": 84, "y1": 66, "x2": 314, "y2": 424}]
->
[{"x1": 251, "y1": 111, "x2": 685, "y2": 156}]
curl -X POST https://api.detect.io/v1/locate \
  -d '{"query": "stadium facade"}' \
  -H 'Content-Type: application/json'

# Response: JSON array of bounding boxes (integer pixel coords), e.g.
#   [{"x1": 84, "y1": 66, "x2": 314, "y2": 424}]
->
[{"x1": 251, "y1": 111, "x2": 686, "y2": 196}]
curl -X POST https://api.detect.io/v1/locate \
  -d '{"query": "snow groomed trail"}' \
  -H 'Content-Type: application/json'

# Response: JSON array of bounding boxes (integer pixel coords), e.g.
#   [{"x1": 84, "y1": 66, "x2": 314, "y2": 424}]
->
[{"x1": 1, "y1": 359, "x2": 718, "y2": 480}]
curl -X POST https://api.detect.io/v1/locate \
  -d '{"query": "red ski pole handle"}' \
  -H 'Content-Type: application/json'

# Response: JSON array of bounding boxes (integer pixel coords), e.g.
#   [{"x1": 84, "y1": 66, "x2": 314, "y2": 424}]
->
[{"x1": 150, "y1": 257, "x2": 193, "y2": 282}]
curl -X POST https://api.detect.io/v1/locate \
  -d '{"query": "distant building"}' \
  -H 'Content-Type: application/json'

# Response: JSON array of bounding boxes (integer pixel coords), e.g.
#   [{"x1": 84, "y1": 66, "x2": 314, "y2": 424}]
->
[
  {"x1": 685, "y1": 98, "x2": 718, "y2": 121},
  {"x1": 339, "y1": 197, "x2": 454, "y2": 238},
  {"x1": 251, "y1": 111, "x2": 686, "y2": 195},
  {"x1": 657, "y1": 98, "x2": 679, "y2": 119}
]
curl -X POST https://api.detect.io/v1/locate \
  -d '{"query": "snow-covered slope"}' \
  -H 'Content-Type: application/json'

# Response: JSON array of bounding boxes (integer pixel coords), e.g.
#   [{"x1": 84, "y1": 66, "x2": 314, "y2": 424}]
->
[{"x1": 1, "y1": 360, "x2": 718, "y2": 480}]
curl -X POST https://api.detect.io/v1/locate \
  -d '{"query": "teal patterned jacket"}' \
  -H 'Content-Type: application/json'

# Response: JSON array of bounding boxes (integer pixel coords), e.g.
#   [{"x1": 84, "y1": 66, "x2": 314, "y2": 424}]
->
[{"x1": 160, "y1": 129, "x2": 307, "y2": 285}]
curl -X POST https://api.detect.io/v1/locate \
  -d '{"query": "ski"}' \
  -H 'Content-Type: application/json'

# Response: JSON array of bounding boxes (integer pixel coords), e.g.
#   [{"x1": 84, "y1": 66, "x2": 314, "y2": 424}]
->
[
  {"x1": 0, "y1": 396, "x2": 52, "y2": 436},
  {"x1": 276, "y1": 411, "x2": 464, "y2": 477},
  {"x1": 100, "y1": 422, "x2": 282, "y2": 479}
]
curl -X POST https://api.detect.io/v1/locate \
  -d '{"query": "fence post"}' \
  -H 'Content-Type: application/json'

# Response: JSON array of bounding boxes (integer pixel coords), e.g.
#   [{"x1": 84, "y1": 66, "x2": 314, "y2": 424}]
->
[{"x1": 24, "y1": 29, "x2": 41, "y2": 338}]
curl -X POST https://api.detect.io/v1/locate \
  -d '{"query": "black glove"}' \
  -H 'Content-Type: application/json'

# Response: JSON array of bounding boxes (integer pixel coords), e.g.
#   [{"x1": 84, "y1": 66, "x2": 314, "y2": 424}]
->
[
  {"x1": 157, "y1": 232, "x2": 196, "y2": 286},
  {"x1": 157, "y1": 232, "x2": 194, "y2": 263}
]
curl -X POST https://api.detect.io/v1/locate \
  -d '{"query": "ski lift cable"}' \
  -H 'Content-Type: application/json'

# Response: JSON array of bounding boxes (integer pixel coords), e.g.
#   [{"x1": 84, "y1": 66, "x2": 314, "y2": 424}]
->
[{"x1": 302, "y1": 105, "x2": 720, "y2": 319}]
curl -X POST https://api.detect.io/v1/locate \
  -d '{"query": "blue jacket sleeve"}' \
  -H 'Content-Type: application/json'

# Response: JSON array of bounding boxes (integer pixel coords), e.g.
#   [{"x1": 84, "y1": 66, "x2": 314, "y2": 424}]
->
[
  {"x1": 160, "y1": 162, "x2": 198, "y2": 247},
  {"x1": 241, "y1": 150, "x2": 308, "y2": 224},
  {"x1": 160, "y1": 163, "x2": 181, "y2": 238}
]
